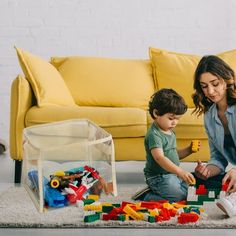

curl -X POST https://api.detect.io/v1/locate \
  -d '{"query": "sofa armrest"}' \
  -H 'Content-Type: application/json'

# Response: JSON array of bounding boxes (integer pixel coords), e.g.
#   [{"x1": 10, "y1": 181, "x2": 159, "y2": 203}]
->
[{"x1": 10, "y1": 75, "x2": 34, "y2": 161}]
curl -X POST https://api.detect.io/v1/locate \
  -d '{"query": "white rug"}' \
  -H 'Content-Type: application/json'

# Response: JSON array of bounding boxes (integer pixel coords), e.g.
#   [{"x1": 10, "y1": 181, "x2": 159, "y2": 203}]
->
[{"x1": 0, "y1": 185, "x2": 235, "y2": 228}]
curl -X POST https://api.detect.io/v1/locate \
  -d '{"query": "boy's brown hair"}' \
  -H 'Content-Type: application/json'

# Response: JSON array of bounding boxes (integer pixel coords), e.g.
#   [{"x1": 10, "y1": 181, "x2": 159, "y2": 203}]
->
[{"x1": 149, "y1": 88, "x2": 187, "y2": 119}]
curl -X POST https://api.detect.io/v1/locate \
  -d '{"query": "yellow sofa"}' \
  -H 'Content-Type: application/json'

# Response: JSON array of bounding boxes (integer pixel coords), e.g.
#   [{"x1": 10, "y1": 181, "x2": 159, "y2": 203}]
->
[{"x1": 13, "y1": 47, "x2": 236, "y2": 182}]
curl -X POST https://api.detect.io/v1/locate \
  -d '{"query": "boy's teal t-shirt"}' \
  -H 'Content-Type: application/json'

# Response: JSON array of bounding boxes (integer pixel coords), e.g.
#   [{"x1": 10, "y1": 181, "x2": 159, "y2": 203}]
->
[{"x1": 144, "y1": 123, "x2": 180, "y2": 178}]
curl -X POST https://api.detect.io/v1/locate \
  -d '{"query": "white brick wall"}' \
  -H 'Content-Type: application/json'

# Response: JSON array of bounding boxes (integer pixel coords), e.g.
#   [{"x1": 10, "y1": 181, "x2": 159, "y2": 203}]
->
[{"x1": 1, "y1": 0, "x2": 236, "y2": 144}]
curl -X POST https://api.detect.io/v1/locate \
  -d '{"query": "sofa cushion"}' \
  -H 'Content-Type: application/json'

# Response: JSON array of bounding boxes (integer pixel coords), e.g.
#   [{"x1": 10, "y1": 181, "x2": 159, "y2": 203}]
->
[
  {"x1": 218, "y1": 49, "x2": 236, "y2": 69},
  {"x1": 51, "y1": 56, "x2": 154, "y2": 109},
  {"x1": 15, "y1": 47, "x2": 75, "y2": 107},
  {"x1": 149, "y1": 47, "x2": 200, "y2": 108},
  {"x1": 25, "y1": 105, "x2": 147, "y2": 138},
  {"x1": 149, "y1": 47, "x2": 236, "y2": 108},
  {"x1": 173, "y1": 108, "x2": 207, "y2": 139}
]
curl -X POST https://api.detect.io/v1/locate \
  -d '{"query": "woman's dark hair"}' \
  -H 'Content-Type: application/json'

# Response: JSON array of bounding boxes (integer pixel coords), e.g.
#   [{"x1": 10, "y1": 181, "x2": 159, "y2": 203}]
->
[
  {"x1": 149, "y1": 88, "x2": 187, "y2": 119},
  {"x1": 192, "y1": 55, "x2": 236, "y2": 116}
]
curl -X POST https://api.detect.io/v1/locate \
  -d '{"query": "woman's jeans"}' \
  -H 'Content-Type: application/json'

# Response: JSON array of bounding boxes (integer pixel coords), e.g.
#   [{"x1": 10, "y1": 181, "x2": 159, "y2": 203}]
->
[{"x1": 144, "y1": 174, "x2": 188, "y2": 202}]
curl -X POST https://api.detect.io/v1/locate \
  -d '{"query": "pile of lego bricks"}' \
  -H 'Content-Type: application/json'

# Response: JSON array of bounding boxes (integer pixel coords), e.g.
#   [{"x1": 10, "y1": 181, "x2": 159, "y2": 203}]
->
[
  {"x1": 78, "y1": 195, "x2": 207, "y2": 224},
  {"x1": 187, "y1": 182, "x2": 229, "y2": 205},
  {"x1": 28, "y1": 165, "x2": 105, "y2": 210}
]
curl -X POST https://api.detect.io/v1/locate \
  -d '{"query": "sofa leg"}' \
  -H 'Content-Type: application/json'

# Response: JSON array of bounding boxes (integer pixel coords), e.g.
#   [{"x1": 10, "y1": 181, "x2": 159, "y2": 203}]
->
[
  {"x1": 0, "y1": 144, "x2": 6, "y2": 154},
  {"x1": 15, "y1": 160, "x2": 22, "y2": 183}
]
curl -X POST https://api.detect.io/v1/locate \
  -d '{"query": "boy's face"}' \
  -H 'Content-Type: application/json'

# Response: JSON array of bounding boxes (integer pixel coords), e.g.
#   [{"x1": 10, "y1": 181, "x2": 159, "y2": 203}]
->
[{"x1": 154, "y1": 112, "x2": 182, "y2": 132}]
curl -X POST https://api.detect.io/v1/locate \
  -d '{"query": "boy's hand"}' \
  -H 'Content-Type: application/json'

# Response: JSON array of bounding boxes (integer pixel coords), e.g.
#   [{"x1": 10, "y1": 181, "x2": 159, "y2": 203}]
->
[
  {"x1": 191, "y1": 140, "x2": 201, "y2": 153},
  {"x1": 194, "y1": 160, "x2": 211, "y2": 180},
  {"x1": 178, "y1": 169, "x2": 195, "y2": 185}
]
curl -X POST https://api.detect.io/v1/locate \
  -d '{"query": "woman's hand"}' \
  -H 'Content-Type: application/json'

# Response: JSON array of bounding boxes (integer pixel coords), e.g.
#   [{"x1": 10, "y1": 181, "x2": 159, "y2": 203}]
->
[
  {"x1": 194, "y1": 160, "x2": 211, "y2": 180},
  {"x1": 222, "y1": 168, "x2": 236, "y2": 193}
]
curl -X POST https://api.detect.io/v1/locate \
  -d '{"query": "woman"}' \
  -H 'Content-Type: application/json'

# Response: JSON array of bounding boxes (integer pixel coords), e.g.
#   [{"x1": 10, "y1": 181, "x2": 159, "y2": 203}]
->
[{"x1": 192, "y1": 55, "x2": 236, "y2": 217}]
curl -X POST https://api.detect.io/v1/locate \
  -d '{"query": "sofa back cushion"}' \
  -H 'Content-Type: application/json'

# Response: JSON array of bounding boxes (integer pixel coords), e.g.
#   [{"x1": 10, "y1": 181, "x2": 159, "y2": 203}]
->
[
  {"x1": 149, "y1": 48, "x2": 200, "y2": 108},
  {"x1": 149, "y1": 47, "x2": 236, "y2": 108},
  {"x1": 149, "y1": 48, "x2": 236, "y2": 108},
  {"x1": 218, "y1": 49, "x2": 236, "y2": 70},
  {"x1": 51, "y1": 56, "x2": 154, "y2": 109},
  {"x1": 15, "y1": 48, "x2": 75, "y2": 107}
]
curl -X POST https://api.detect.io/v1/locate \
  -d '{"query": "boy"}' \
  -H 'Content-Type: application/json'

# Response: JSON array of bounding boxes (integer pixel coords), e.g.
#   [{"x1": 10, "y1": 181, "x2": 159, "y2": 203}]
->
[{"x1": 133, "y1": 89, "x2": 199, "y2": 202}]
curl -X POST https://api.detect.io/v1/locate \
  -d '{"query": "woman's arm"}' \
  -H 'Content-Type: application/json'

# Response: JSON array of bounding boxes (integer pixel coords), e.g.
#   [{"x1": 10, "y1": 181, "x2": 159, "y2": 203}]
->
[{"x1": 195, "y1": 119, "x2": 228, "y2": 180}]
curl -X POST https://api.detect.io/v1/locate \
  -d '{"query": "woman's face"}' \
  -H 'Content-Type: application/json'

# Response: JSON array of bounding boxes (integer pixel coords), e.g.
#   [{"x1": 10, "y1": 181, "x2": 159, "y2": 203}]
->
[{"x1": 199, "y1": 72, "x2": 227, "y2": 104}]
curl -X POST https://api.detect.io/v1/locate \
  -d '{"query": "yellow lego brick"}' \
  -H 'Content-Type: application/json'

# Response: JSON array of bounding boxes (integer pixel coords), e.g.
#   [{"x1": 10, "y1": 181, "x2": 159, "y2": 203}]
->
[
  {"x1": 84, "y1": 204, "x2": 102, "y2": 212},
  {"x1": 137, "y1": 212, "x2": 145, "y2": 220},
  {"x1": 172, "y1": 203, "x2": 188, "y2": 209},
  {"x1": 189, "y1": 178, "x2": 196, "y2": 185},
  {"x1": 53, "y1": 170, "x2": 65, "y2": 176},
  {"x1": 163, "y1": 202, "x2": 174, "y2": 210},
  {"x1": 87, "y1": 194, "x2": 100, "y2": 201},
  {"x1": 101, "y1": 202, "x2": 113, "y2": 206},
  {"x1": 134, "y1": 202, "x2": 142, "y2": 208},
  {"x1": 149, "y1": 208, "x2": 159, "y2": 217},
  {"x1": 191, "y1": 140, "x2": 200, "y2": 153},
  {"x1": 199, "y1": 208, "x2": 205, "y2": 212},
  {"x1": 123, "y1": 205, "x2": 143, "y2": 220}
]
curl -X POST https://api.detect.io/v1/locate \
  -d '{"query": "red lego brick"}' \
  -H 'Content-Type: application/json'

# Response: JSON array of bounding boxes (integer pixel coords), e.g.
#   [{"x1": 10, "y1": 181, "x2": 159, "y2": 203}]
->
[
  {"x1": 177, "y1": 213, "x2": 199, "y2": 224},
  {"x1": 140, "y1": 201, "x2": 163, "y2": 209},
  {"x1": 159, "y1": 208, "x2": 171, "y2": 221},
  {"x1": 196, "y1": 184, "x2": 207, "y2": 195},
  {"x1": 121, "y1": 201, "x2": 133, "y2": 208},
  {"x1": 102, "y1": 213, "x2": 118, "y2": 221},
  {"x1": 222, "y1": 181, "x2": 230, "y2": 191}
]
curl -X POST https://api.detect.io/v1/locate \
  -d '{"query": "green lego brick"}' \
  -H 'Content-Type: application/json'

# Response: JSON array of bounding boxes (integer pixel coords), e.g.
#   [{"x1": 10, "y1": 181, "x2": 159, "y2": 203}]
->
[
  {"x1": 198, "y1": 195, "x2": 215, "y2": 202},
  {"x1": 118, "y1": 214, "x2": 126, "y2": 221},
  {"x1": 83, "y1": 199, "x2": 95, "y2": 205},
  {"x1": 112, "y1": 203, "x2": 121, "y2": 207},
  {"x1": 137, "y1": 209, "x2": 149, "y2": 213},
  {"x1": 183, "y1": 207, "x2": 191, "y2": 213},
  {"x1": 102, "y1": 205, "x2": 114, "y2": 213},
  {"x1": 148, "y1": 216, "x2": 156, "y2": 223},
  {"x1": 84, "y1": 212, "x2": 101, "y2": 223},
  {"x1": 187, "y1": 200, "x2": 203, "y2": 205}
]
